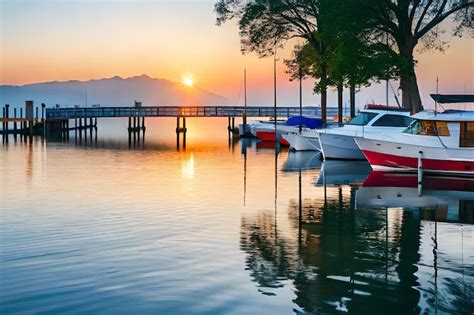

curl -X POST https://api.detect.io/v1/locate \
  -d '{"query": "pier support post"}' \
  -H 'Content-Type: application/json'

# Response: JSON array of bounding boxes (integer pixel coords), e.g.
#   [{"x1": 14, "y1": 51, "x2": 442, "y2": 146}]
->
[
  {"x1": 13, "y1": 108, "x2": 17, "y2": 139},
  {"x1": 418, "y1": 151, "x2": 423, "y2": 197},
  {"x1": 3, "y1": 105, "x2": 9, "y2": 142},
  {"x1": 25, "y1": 101, "x2": 34, "y2": 137},
  {"x1": 1, "y1": 106, "x2": 3, "y2": 138}
]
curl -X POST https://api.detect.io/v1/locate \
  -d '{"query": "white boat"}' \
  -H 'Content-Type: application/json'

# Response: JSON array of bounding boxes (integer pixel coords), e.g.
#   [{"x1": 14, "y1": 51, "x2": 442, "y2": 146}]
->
[
  {"x1": 355, "y1": 96, "x2": 474, "y2": 175},
  {"x1": 282, "y1": 130, "x2": 321, "y2": 151},
  {"x1": 243, "y1": 116, "x2": 323, "y2": 145},
  {"x1": 318, "y1": 105, "x2": 413, "y2": 159}
]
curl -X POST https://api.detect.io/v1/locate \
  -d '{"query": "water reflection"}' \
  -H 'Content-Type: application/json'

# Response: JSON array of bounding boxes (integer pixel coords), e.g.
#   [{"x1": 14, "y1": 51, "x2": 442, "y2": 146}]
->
[
  {"x1": 241, "y1": 164, "x2": 473, "y2": 314},
  {"x1": 283, "y1": 152, "x2": 321, "y2": 172},
  {"x1": 316, "y1": 160, "x2": 371, "y2": 186},
  {"x1": 357, "y1": 172, "x2": 474, "y2": 223}
]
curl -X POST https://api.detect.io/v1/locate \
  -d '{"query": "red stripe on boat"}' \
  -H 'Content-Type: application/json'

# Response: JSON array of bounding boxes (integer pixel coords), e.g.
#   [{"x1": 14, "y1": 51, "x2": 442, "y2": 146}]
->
[
  {"x1": 361, "y1": 150, "x2": 474, "y2": 173},
  {"x1": 279, "y1": 138, "x2": 289, "y2": 146},
  {"x1": 256, "y1": 131, "x2": 277, "y2": 142}
]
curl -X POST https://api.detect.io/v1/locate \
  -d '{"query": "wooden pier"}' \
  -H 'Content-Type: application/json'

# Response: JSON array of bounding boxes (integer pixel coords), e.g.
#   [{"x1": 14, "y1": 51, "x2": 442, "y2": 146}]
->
[{"x1": 2, "y1": 102, "x2": 350, "y2": 148}]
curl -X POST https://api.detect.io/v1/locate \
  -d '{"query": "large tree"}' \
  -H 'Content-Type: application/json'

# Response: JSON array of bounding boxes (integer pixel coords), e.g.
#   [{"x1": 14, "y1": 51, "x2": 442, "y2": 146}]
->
[
  {"x1": 365, "y1": 0, "x2": 473, "y2": 113},
  {"x1": 285, "y1": 1, "x2": 403, "y2": 119},
  {"x1": 215, "y1": 0, "x2": 333, "y2": 124}
]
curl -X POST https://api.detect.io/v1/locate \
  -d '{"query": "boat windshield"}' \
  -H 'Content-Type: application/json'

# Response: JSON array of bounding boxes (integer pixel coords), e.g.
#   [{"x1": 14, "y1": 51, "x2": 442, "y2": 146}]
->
[
  {"x1": 346, "y1": 112, "x2": 378, "y2": 126},
  {"x1": 403, "y1": 120, "x2": 450, "y2": 136}
]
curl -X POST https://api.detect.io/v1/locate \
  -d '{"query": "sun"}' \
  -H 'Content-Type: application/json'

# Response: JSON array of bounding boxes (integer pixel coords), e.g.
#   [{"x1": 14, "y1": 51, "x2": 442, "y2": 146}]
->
[{"x1": 182, "y1": 75, "x2": 194, "y2": 87}]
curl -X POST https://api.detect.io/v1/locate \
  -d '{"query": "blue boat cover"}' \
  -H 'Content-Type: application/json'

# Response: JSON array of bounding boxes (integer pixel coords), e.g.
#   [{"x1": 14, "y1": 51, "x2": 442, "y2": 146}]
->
[{"x1": 285, "y1": 116, "x2": 323, "y2": 129}]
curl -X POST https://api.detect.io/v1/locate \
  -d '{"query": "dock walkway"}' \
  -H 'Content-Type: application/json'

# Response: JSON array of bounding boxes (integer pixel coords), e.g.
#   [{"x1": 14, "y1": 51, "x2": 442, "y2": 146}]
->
[{"x1": 46, "y1": 106, "x2": 322, "y2": 119}]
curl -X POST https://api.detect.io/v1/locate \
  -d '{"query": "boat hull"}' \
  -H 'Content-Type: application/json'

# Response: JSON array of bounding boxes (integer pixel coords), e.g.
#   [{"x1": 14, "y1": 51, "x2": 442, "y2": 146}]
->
[
  {"x1": 282, "y1": 133, "x2": 320, "y2": 151},
  {"x1": 319, "y1": 133, "x2": 365, "y2": 160},
  {"x1": 356, "y1": 138, "x2": 474, "y2": 175}
]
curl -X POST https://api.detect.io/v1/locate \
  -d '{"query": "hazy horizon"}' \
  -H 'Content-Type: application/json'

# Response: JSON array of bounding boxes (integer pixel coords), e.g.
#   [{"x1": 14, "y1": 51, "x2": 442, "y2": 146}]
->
[{"x1": 1, "y1": 0, "x2": 473, "y2": 109}]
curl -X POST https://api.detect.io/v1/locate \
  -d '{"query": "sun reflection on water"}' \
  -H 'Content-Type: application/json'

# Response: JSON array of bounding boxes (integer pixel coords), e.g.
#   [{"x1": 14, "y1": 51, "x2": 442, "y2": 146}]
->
[{"x1": 181, "y1": 153, "x2": 195, "y2": 179}]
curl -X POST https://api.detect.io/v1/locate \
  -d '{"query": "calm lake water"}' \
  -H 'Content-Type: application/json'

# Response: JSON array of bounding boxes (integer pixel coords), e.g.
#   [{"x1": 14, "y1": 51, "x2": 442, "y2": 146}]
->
[{"x1": 1, "y1": 118, "x2": 473, "y2": 314}]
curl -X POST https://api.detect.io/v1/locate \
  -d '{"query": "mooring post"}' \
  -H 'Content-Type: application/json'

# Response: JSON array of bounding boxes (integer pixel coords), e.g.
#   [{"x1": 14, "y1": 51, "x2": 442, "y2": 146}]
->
[
  {"x1": 5, "y1": 104, "x2": 10, "y2": 137},
  {"x1": 176, "y1": 116, "x2": 180, "y2": 150},
  {"x1": 4, "y1": 105, "x2": 9, "y2": 142},
  {"x1": 13, "y1": 108, "x2": 17, "y2": 137},
  {"x1": 2, "y1": 106, "x2": 4, "y2": 138},
  {"x1": 41, "y1": 103, "x2": 45, "y2": 122},
  {"x1": 232, "y1": 116, "x2": 235, "y2": 131},
  {"x1": 67, "y1": 120, "x2": 70, "y2": 140},
  {"x1": 418, "y1": 151, "x2": 423, "y2": 197},
  {"x1": 227, "y1": 116, "x2": 231, "y2": 132},
  {"x1": 79, "y1": 118, "x2": 83, "y2": 141}
]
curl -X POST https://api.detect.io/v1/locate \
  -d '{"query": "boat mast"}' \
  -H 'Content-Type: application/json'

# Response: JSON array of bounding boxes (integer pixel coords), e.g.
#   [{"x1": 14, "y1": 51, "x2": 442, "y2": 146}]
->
[
  {"x1": 385, "y1": 33, "x2": 389, "y2": 107},
  {"x1": 274, "y1": 46, "x2": 277, "y2": 132},
  {"x1": 244, "y1": 68, "x2": 247, "y2": 109},
  {"x1": 435, "y1": 76, "x2": 439, "y2": 114},
  {"x1": 299, "y1": 64, "x2": 303, "y2": 132}
]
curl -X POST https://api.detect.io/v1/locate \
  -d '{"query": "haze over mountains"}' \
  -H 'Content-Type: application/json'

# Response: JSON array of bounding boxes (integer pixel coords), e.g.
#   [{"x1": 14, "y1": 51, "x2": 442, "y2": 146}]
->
[{"x1": 0, "y1": 75, "x2": 230, "y2": 108}]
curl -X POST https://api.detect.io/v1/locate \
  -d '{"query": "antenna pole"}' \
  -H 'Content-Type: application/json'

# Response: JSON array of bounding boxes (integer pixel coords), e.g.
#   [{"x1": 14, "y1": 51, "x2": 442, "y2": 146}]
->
[{"x1": 435, "y1": 76, "x2": 439, "y2": 114}]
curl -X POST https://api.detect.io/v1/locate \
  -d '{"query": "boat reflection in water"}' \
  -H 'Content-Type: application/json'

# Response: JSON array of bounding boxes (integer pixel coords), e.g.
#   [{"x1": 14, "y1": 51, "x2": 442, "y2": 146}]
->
[
  {"x1": 357, "y1": 171, "x2": 474, "y2": 222},
  {"x1": 316, "y1": 160, "x2": 372, "y2": 186},
  {"x1": 283, "y1": 151, "x2": 321, "y2": 172},
  {"x1": 240, "y1": 164, "x2": 473, "y2": 314}
]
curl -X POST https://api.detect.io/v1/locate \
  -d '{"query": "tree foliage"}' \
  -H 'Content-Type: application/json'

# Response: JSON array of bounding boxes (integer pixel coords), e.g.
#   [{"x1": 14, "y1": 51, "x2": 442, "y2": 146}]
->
[{"x1": 215, "y1": 0, "x2": 474, "y2": 113}]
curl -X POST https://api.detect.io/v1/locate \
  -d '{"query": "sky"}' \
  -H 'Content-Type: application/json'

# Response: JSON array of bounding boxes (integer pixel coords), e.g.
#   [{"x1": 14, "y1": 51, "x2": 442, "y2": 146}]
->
[{"x1": 0, "y1": 0, "x2": 473, "y2": 109}]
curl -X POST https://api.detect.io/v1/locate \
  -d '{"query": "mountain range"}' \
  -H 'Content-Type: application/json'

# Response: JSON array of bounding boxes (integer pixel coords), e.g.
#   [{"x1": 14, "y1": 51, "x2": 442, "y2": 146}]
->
[{"x1": 0, "y1": 74, "x2": 230, "y2": 108}]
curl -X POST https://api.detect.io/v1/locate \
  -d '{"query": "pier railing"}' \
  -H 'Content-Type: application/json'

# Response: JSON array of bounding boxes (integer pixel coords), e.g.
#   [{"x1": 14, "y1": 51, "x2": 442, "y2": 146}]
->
[{"x1": 46, "y1": 106, "x2": 330, "y2": 119}]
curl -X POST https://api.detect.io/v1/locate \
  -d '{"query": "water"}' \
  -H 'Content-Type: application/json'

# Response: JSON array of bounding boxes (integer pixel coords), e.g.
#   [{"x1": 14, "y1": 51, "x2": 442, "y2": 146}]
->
[{"x1": 1, "y1": 118, "x2": 473, "y2": 314}]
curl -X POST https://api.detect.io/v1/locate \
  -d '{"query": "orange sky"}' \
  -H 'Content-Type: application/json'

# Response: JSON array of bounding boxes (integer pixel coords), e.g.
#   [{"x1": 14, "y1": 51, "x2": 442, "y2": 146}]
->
[{"x1": 0, "y1": 0, "x2": 472, "y2": 108}]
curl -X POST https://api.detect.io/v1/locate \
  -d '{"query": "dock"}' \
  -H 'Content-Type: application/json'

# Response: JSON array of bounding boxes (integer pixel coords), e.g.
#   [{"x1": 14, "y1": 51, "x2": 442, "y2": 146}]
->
[{"x1": 2, "y1": 102, "x2": 349, "y2": 148}]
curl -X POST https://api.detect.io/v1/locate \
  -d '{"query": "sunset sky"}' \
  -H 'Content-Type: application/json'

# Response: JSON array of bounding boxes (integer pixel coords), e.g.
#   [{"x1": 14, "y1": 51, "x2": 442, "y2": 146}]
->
[{"x1": 1, "y1": 0, "x2": 473, "y2": 109}]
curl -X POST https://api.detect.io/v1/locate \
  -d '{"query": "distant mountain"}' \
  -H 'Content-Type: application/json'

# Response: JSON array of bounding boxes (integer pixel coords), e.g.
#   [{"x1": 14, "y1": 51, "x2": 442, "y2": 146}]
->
[{"x1": 0, "y1": 74, "x2": 230, "y2": 108}]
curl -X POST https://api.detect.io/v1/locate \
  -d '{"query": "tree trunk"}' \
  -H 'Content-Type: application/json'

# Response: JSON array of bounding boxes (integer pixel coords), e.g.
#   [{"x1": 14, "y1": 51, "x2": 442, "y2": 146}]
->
[
  {"x1": 400, "y1": 73, "x2": 423, "y2": 114},
  {"x1": 337, "y1": 83, "x2": 343, "y2": 125},
  {"x1": 399, "y1": 42, "x2": 423, "y2": 114},
  {"x1": 349, "y1": 84, "x2": 356, "y2": 118}
]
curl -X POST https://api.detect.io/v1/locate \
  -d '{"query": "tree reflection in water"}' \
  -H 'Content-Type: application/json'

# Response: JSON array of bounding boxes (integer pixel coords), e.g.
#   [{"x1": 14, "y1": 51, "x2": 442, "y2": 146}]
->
[{"x1": 240, "y1": 181, "x2": 473, "y2": 314}]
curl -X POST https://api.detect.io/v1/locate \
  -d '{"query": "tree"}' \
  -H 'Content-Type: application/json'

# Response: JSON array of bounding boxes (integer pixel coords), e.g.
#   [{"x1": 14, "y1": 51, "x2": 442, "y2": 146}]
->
[
  {"x1": 365, "y1": 0, "x2": 474, "y2": 113},
  {"x1": 215, "y1": 0, "x2": 332, "y2": 125},
  {"x1": 285, "y1": 1, "x2": 403, "y2": 118}
]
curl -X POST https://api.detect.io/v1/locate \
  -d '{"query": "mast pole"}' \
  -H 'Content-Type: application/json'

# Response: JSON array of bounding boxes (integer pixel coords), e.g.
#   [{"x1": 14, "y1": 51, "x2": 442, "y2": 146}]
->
[
  {"x1": 274, "y1": 46, "x2": 277, "y2": 133},
  {"x1": 299, "y1": 65, "x2": 302, "y2": 133}
]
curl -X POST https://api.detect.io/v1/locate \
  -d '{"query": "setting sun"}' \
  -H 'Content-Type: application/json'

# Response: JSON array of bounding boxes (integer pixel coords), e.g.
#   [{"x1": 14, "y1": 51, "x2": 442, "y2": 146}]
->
[{"x1": 182, "y1": 75, "x2": 194, "y2": 87}]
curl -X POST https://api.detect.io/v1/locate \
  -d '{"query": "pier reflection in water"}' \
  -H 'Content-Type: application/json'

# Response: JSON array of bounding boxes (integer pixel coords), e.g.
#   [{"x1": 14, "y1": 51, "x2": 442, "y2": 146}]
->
[{"x1": 1, "y1": 123, "x2": 473, "y2": 314}]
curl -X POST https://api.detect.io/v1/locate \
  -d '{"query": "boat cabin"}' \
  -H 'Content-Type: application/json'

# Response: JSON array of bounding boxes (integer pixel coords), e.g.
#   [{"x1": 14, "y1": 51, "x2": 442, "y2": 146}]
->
[
  {"x1": 346, "y1": 105, "x2": 412, "y2": 128},
  {"x1": 402, "y1": 94, "x2": 474, "y2": 148},
  {"x1": 404, "y1": 110, "x2": 474, "y2": 148}
]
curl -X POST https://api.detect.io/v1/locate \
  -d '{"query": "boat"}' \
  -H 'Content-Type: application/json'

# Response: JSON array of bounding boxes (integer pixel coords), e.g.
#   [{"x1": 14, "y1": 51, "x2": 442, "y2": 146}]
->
[
  {"x1": 282, "y1": 130, "x2": 322, "y2": 151},
  {"x1": 356, "y1": 172, "x2": 474, "y2": 220},
  {"x1": 355, "y1": 95, "x2": 474, "y2": 175},
  {"x1": 317, "y1": 105, "x2": 413, "y2": 158},
  {"x1": 251, "y1": 116, "x2": 323, "y2": 145}
]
